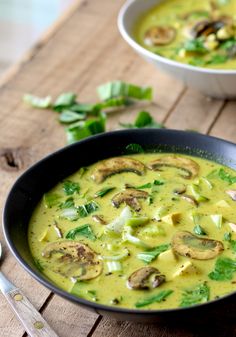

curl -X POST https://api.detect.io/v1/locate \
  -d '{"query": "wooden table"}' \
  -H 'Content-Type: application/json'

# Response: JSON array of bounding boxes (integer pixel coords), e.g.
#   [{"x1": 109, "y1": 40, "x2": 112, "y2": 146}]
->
[{"x1": 1, "y1": 1, "x2": 236, "y2": 336}]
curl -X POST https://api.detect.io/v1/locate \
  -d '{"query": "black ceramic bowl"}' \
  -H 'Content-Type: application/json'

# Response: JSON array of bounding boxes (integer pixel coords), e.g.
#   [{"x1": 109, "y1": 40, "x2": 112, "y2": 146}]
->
[{"x1": 3, "y1": 129, "x2": 236, "y2": 322}]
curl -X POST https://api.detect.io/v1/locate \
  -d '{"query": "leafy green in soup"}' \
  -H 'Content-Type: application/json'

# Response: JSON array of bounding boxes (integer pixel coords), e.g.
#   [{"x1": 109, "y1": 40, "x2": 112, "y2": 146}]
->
[{"x1": 28, "y1": 153, "x2": 236, "y2": 310}]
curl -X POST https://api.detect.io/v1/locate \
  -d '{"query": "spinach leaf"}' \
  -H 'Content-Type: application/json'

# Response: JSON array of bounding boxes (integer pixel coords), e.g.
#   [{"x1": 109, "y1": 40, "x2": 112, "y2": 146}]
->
[
  {"x1": 135, "y1": 290, "x2": 173, "y2": 308},
  {"x1": 59, "y1": 197, "x2": 75, "y2": 209},
  {"x1": 218, "y1": 168, "x2": 236, "y2": 184},
  {"x1": 65, "y1": 224, "x2": 96, "y2": 241},
  {"x1": 94, "y1": 187, "x2": 115, "y2": 198},
  {"x1": 97, "y1": 81, "x2": 153, "y2": 101},
  {"x1": 53, "y1": 92, "x2": 77, "y2": 111},
  {"x1": 63, "y1": 180, "x2": 80, "y2": 195},
  {"x1": 125, "y1": 143, "x2": 144, "y2": 154},
  {"x1": 23, "y1": 94, "x2": 52, "y2": 108},
  {"x1": 59, "y1": 110, "x2": 86, "y2": 124},
  {"x1": 183, "y1": 38, "x2": 207, "y2": 54},
  {"x1": 208, "y1": 257, "x2": 236, "y2": 281},
  {"x1": 77, "y1": 201, "x2": 99, "y2": 218},
  {"x1": 66, "y1": 112, "x2": 106, "y2": 144},
  {"x1": 137, "y1": 244, "x2": 170, "y2": 263},
  {"x1": 180, "y1": 283, "x2": 210, "y2": 307}
]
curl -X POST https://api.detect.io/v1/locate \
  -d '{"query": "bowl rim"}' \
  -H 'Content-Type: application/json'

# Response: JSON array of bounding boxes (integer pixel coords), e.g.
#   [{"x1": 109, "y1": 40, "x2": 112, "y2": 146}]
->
[
  {"x1": 118, "y1": 0, "x2": 236, "y2": 75},
  {"x1": 3, "y1": 128, "x2": 236, "y2": 316}
]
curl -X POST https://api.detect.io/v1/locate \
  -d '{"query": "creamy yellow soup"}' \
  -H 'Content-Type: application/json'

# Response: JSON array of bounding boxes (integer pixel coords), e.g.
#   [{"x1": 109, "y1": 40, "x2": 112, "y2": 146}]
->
[
  {"x1": 135, "y1": 0, "x2": 236, "y2": 69},
  {"x1": 28, "y1": 153, "x2": 236, "y2": 310}
]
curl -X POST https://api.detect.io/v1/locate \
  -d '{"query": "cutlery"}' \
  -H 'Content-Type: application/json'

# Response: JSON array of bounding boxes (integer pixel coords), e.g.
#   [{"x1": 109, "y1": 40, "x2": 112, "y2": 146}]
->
[{"x1": 0, "y1": 242, "x2": 59, "y2": 337}]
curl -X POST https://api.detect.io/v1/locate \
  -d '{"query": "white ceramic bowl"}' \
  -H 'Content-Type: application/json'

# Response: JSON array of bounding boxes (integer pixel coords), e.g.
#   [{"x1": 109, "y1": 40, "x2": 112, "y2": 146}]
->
[{"x1": 118, "y1": 0, "x2": 236, "y2": 99}]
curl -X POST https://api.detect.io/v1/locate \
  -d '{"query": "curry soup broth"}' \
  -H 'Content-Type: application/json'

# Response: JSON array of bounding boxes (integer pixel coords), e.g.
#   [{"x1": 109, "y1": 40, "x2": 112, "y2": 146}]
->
[
  {"x1": 28, "y1": 153, "x2": 236, "y2": 309},
  {"x1": 135, "y1": 0, "x2": 236, "y2": 69}
]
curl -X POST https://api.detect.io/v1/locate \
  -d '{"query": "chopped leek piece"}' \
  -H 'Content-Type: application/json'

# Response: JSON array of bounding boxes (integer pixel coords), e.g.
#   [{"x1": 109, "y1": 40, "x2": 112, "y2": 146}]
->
[
  {"x1": 106, "y1": 206, "x2": 132, "y2": 233},
  {"x1": 125, "y1": 217, "x2": 149, "y2": 227},
  {"x1": 211, "y1": 214, "x2": 223, "y2": 229},
  {"x1": 23, "y1": 94, "x2": 52, "y2": 108},
  {"x1": 102, "y1": 248, "x2": 129, "y2": 261},
  {"x1": 53, "y1": 92, "x2": 76, "y2": 110},
  {"x1": 106, "y1": 261, "x2": 122, "y2": 273},
  {"x1": 189, "y1": 184, "x2": 209, "y2": 202}
]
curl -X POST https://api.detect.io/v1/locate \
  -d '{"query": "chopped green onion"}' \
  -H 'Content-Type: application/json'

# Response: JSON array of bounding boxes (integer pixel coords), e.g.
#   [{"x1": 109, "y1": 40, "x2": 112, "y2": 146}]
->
[
  {"x1": 53, "y1": 92, "x2": 77, "y2": 111},
  {"x1": 59, "y1": 110, "x2": 86, "y2": 124}
]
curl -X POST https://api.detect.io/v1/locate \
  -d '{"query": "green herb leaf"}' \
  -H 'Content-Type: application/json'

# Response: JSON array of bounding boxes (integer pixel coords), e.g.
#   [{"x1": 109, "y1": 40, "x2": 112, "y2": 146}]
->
[
  {"x1": 53, "y1": 92, "x2": 77, "y2": 111},
  {"x1": 94, "y1": 187, "x2": 115, "y2": 198},
  {"x1": 183, "y1": 38, "x2": 207, "y2": 54},
  {"x1": 66, "y1": 112, "x2": 106, "y2": 144},
  {"x1": 23, "y1": 94, "x2": 52, "y2": 109},
  {"x1": 137, "y1": 244, "x2": 170, "y2": 263},
  {"x1": 97, "y1": 81, "x2": 153, "y2": 101},
  {"x1": 125, "y1": 143, "x2": 144, "y2": 154},
  {"x1": 224, "y1": 232, "x2": 232, "y2": 241},
  {"x1": 77, "y1": 201, "x2": 99, "y2": 218},
  {"x1": 135, "y1": 290, "x2": 173, "y2": 308},
  {"x1": 136, "y1": 180, "x2": 164, "y2": 189},
  {"x1": 59, "y1": 197, "x2": 75, "y2": 209},
  {"x1": 208, "y1": 257, "x2": 236, "y2": 281},
  {"x1": 120, "y1": 111, "x2": 165, "y2": 129},
  {"x1": 218, "y1": 168, "x2": 236, "y2": 185},
  {"x1": 65, "y1": 224, "x2": 96, "y2": 241},
  {"x1": 180, "y1": 283, "x2": 210, "y2": 307},
  {"x1": 63, "y1": 181, "x2": 80, "y2": 195},
  {"x1": 193, "y1": 224, "x2": 207, "y2": 236},
  {"x1": 43, "y1": 193, "x2": 61, "y2": 208},
  {"x1": 206, "y1": 54, "x2": 228, "y2": 65}
]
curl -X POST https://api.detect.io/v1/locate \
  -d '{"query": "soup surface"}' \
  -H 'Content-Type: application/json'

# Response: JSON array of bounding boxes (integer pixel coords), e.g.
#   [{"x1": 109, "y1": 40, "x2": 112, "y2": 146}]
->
[
  {"x1": 29, "y1": 153, "x2": 236, "y2": 310},
  {"x1": 135, "y1": 0, "x2": 236, "y2": 69}
]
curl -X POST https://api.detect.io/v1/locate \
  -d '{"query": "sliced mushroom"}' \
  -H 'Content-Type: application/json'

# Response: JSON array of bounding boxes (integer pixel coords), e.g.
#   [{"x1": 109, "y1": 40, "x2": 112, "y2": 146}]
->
[
  {"x1": 111, "y1": 189, "x2": 148, "y2": 211},
  {"x1": 92, "y1": 215, "x2": 107, "y2": 225},
  {"x1": 42, "y1": 241, "x2": 103, "y2": 280},
  {"x1": 91, "y1": 157, "x2": 145, "y2": 183},
  {"x1": 189, "y1": 19, "x2": 225, "y2": 39},
  {"x1": 171, "y1": 231, "x2": 224, "y2": 260},
  {"x1": 127, "y1": 267, "x2": 165, "y2": 290},
  {"x1": 144, "y1": 26, "x2": 176, "y2": 46},
  {"x1": 147, "y1": 156, "x2": 199, "y2": 179},
  {"x1": 181, "y1": 194, "x2": 198, "y2": 206},
  {"x1": 173, "y1": 185, "x2": 186, "y2": 195},
  {"x1": 226, "y1": 189, "x2": 236, "y2": 201}
]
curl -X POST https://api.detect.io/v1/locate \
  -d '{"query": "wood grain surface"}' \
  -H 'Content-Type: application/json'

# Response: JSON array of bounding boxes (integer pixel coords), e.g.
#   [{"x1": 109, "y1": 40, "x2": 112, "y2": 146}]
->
[{"x1": 1, "y1": 0, "x2": 236, "y2": 336}]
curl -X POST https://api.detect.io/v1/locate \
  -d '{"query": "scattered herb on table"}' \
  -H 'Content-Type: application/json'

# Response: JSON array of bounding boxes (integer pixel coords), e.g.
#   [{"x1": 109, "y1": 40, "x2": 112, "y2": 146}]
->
[{"x1": 23, "y1": 81, "x2": 165, "y2": 144}]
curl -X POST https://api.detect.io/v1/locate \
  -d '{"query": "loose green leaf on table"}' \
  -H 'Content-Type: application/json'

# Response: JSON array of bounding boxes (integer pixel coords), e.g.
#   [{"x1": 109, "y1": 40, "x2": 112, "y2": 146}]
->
[
  {"x1": 53, "y1": 92, "x2": 77, "y2": 111},
  {"x1": 120, "y1": 111, "x2": 165, "y2": 129},
  {"x1": 97, "y1": 81, "x2": 153, "y2": 101}
]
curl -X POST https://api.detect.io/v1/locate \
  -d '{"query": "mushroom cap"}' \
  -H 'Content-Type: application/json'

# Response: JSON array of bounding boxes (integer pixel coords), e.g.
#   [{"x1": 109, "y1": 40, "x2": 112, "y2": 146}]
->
[
  {"x1": 171, "y1": 231, "x2": 224, "y2": 260},
  {"x1": 147, "y1": 155, "x2": 199, "y2": 179},
  {"x1": 91, "y1": 157, "x2": 145, "y2": 183},
  {"x1": 42, "y1": 240, "x2": 103, "y2": 280},
  {"x1": 111, "y1": 188, "x2": 149, "y2": 211},
  {"x1": 144, "y1": 26, "x2": 176, "y2": 46},
  {"x1": 127, "y1": 267, "x2": 165, "y2": 290}
]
